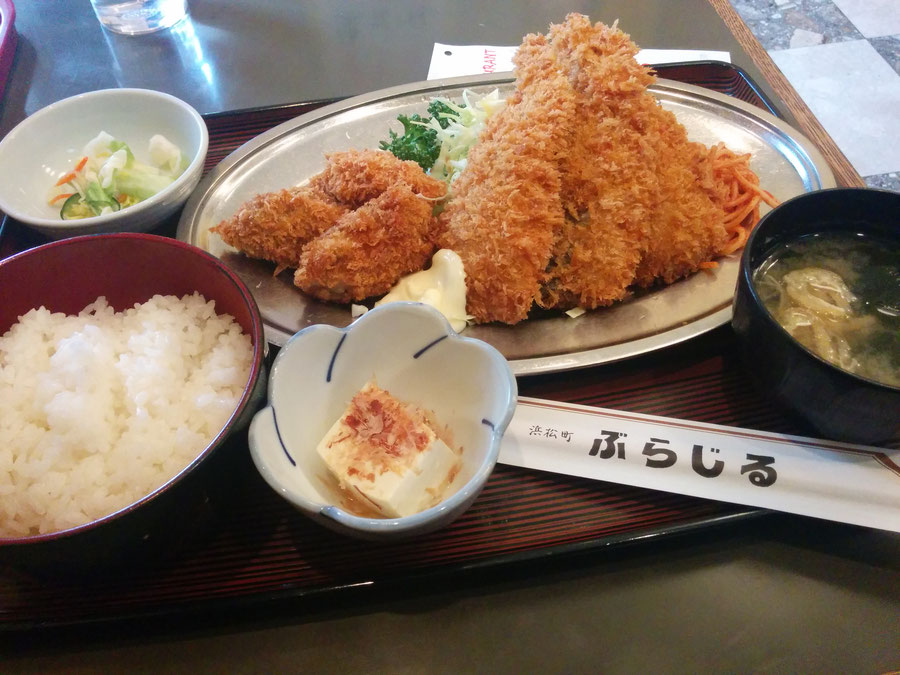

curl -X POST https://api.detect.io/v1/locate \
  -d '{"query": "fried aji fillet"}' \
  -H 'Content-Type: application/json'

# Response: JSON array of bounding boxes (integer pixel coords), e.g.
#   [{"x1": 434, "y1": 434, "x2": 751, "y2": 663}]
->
[
  {"x1": 539, "y1": 15, "x2": 729, "y2": 304},
  {"x1": 294, "y1": 183, "x2": 436, "y2": 303},
  {"x1": 541, "y1": 16, "x2": 660, "y2": 310},
  {"x1": 546, "y1": 16, "x2": 728, "y2": 288},
  {"x1": 311, "y1": 148, "x2": 447, "y2": 208},
  {"x1": 437, "y1": 33, "x2": 577, "y2": 324},
  {"x1": 630, "y1": 106, "x2": 729, "y2": 286},
  {"x1": 440, "y1": 15, "x2": 732, "y2": 322},
  {"x1": 210, "y1": 186, "x2": 348, "y2": 270}
]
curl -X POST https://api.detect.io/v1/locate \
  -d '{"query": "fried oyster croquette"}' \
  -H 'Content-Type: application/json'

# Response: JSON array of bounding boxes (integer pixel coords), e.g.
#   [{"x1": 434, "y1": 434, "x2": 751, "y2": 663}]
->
[
  {"x1": 211, "y1": 149, "x2": 444, "y2": 302},
  {"x1": 295, "y1": 182, "x2": 437, "y2": 303},
  {"x1": 212, "y1": 14, "x2": 772, "y2": 326},
  {"x1": 210, "y1": 185, "x2": 348, "y2": 272},
  {"x1": 311, "y1": 148, "x2": 447, "y2": 208}
]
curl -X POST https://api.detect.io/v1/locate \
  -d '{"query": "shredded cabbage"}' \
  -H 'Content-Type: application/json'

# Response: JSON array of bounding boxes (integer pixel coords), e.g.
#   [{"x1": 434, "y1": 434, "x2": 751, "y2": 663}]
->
[{"x1": 425, "y1": 89, "x2": 507, "y2": 189}]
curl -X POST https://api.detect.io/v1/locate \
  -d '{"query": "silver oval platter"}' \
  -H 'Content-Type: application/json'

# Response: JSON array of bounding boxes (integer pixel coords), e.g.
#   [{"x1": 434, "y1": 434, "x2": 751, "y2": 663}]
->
[{"x1": 178, "y1": 72, "x2": 835, "y2": 376}]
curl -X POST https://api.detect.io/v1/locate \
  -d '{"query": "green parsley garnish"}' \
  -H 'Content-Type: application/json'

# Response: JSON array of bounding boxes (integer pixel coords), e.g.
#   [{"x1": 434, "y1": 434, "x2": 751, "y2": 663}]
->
[{"x1": 378, "y1": 100, "x2": 464, "y2": 171}]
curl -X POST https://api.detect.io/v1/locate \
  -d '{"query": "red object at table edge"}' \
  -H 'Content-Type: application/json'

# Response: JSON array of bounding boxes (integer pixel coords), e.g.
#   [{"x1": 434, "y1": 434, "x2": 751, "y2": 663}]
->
[{"x1": 0, "y1": 0, "x2": 16, "y2": 102}]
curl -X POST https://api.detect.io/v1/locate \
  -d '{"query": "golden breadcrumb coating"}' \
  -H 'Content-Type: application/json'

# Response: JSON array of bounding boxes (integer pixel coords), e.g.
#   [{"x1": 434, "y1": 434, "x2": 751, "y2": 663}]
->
[
  {"x1": 214, "y1": 14, "x2": 755, "y2": 324},
  {"x1": 444, "y1": 13, "x2": 733, "y2": 319},
  {"x1": 630, "y1": 105, "x2": 729, "y2": 286},
  {"x1": 294, "y1": 183, "x2": 436, "y2": 303},
  {"x1": 311, "y1": 148, "x2": 447, "y2": 207},
  {"x1": 437, "y1": 33, "x2": 577, "y2": 324},
  {"x1": 541, "y1": 15, "x2": 660, "y2": 310},
  {"x1": 210, "y1": 185, "x2": 347, "y2": 270}
]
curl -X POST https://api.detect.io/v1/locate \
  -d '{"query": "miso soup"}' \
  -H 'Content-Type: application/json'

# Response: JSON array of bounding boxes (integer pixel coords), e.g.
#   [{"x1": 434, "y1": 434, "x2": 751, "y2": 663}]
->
[{"x1": 752, "y1": 231, "x2": 900, "y2": 387}]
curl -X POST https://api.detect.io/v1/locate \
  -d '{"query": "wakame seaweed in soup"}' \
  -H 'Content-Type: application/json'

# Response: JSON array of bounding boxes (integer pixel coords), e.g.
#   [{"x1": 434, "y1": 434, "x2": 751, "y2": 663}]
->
[{"x1": 752, "y1": 231, "x2": 900, "y2": 388}]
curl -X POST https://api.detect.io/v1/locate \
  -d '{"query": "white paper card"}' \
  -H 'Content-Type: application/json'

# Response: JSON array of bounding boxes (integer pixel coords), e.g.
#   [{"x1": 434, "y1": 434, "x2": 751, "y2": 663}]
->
[
  {"x1": 499, "y1": 398, "x2": 900, "y2": 532},
  {"x1": 637, "y1": 48, "x2": 732, "y2": 65},
  {"x1": 427, "y1": 44, "x2": 517, "y2": 80},
  {"x1": 427, "y1": 43, "x2": 731, "y2": 80}
]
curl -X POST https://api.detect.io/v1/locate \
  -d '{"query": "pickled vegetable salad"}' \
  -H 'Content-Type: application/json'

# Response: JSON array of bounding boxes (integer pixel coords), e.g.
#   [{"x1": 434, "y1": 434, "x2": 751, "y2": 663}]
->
[{"x1": 48, "y1": 132, "x2": 187, "y2": 219}]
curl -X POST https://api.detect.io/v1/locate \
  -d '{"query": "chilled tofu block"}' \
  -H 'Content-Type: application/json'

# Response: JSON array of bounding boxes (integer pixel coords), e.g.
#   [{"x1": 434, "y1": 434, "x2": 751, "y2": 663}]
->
[{"x1": 317, "y1": 382, "x2": 461, "y2": 517}]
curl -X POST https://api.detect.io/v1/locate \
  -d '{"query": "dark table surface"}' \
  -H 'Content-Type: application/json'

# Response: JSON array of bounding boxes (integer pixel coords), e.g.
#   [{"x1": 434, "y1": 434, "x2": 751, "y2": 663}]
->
[
  {"x1": 2, "y1": 0, "x2": 792, "y2": 136},
  {"x1": 1, "y1": 1, "x2": 897, "y2": 672}
]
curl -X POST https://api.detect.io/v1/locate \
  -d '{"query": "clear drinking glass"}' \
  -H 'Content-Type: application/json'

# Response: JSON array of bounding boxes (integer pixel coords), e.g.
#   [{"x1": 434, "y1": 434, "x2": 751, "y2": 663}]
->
[{"x1": 90, "y1": 0, "x2": 188, "y2": 35}]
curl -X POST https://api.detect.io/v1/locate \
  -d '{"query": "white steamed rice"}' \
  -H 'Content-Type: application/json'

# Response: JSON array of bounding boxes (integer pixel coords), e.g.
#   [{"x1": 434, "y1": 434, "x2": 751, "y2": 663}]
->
[{"x1": 0, "y1": 293, "x2": 253, "y2": 538}]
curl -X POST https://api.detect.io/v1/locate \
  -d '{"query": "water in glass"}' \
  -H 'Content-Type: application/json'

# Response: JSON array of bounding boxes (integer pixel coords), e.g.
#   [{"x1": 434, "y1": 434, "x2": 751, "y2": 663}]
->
[{"x1": 91, "y1": 0, "x2": 188, "y2": 35}]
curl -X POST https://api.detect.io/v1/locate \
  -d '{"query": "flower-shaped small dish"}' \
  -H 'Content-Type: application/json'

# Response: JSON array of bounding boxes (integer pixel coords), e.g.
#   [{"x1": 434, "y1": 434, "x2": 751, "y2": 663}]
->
[
  {"x1": 249, "y1": 302, "x2": 517, "y2": 540},
  {"x1": 0, "y1": 88, "x2": 208, "y2": 239}
]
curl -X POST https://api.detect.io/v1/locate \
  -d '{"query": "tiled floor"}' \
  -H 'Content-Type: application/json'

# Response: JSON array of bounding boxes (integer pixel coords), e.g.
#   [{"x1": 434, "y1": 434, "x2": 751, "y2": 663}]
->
[{"x1": 731, "y1": 0, "x2": 900, "y2": 190}]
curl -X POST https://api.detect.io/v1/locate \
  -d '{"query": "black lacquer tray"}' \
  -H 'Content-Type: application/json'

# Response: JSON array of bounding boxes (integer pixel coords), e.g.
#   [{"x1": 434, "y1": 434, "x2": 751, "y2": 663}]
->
[{"x1": 0, "y1": 62, "x2": 804, "y2": 631}]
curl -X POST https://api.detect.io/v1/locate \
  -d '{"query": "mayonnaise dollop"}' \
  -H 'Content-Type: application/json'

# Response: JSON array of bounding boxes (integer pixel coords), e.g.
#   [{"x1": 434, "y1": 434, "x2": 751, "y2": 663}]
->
[{"x1": 375, "y1": 249, "x2": 471, "y2": 331}]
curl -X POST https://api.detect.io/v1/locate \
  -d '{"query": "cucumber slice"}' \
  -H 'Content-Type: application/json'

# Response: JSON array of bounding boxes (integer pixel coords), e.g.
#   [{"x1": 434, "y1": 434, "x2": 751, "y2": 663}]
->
[
  {"x1": 59, "y1": 193, "x2": 119, "y2": 220},
  {"x1": 60, "y1": 194, "x2": 92, "y2": 220}
]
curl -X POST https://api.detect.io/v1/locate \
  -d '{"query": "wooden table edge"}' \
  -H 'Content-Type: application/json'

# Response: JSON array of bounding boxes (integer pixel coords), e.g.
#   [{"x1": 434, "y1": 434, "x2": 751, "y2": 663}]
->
[{"x1": 708, "y1": 0, "x2": 865, "y2": 188}]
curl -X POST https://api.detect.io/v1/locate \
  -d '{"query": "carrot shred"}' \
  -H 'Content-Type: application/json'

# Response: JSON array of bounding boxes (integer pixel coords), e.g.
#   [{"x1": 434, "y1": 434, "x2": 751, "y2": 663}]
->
[
  {"x1": 49, "y1": 192, "x2": 74, "y2": 205},
  {"x1": 55, "y1": 171, "x2": 77, "y2": 187},
  {"x1": 74, "y1": 156, "x2": 88, "y2": 172}
]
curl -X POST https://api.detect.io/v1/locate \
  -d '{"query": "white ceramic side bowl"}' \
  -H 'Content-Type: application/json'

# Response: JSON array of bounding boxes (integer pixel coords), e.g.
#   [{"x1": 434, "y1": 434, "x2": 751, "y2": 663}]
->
[
  {"x1": 249, "y1": 302, "x2": 518, "y2": 540},
  {"x1": 0, "y1": 88, "x2": 208, "y2": 238}
]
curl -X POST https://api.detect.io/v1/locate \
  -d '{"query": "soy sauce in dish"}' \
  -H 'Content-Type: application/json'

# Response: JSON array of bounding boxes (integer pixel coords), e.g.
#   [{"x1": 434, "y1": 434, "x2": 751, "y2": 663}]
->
[{"x1": 752, "y1": 231, "x2": 900, "y2": 387}]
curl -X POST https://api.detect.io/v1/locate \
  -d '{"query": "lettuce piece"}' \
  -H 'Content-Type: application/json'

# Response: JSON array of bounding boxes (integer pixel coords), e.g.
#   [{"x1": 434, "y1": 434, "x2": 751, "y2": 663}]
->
[
  {"x1": 108, "y1": 140, "x2": 136, "y2": 164},
  {"x1": 115, "y1": 166, "x2": 175, "y2": 201},
  {"x1": 82, "y1": 181, "x2": 119, "y2": 215}
]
